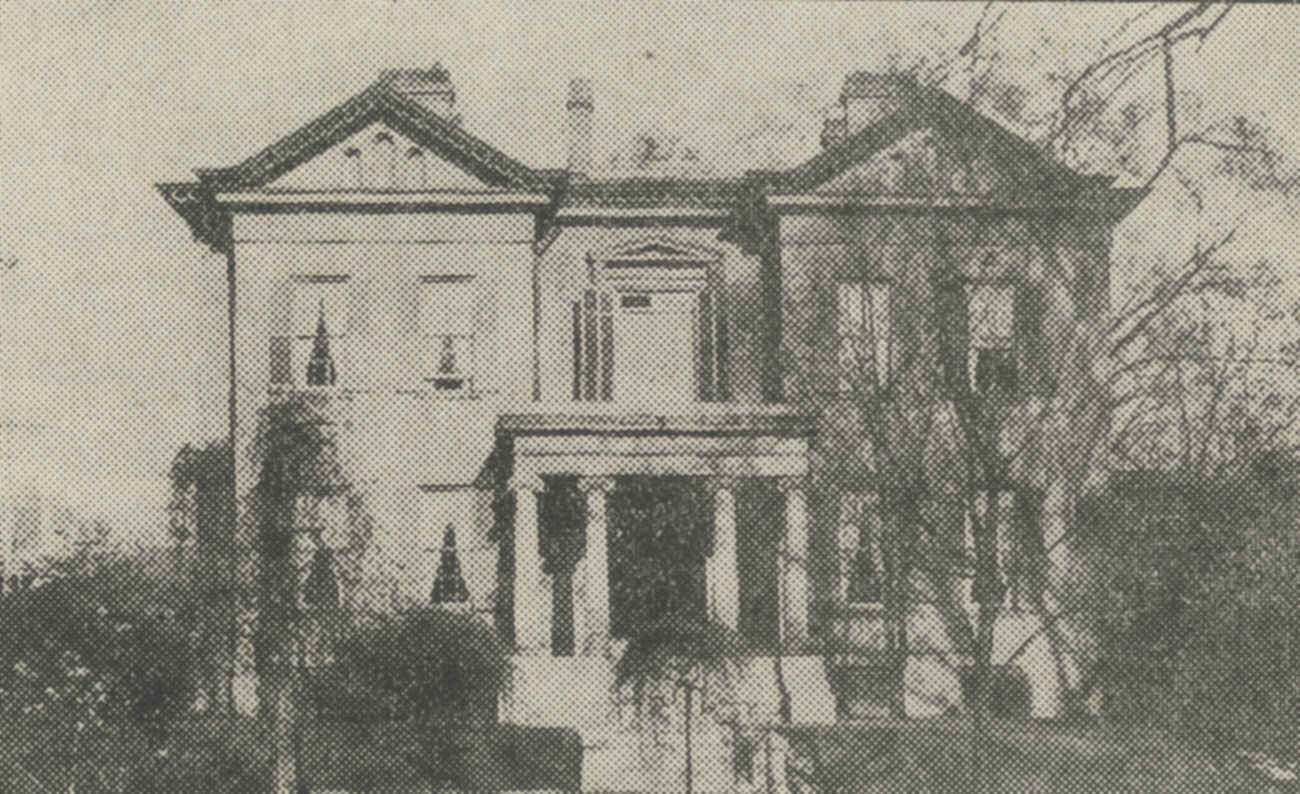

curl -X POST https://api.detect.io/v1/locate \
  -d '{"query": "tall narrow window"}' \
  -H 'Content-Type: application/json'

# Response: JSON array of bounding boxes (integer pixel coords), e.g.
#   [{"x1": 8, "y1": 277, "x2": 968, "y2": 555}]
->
[
  {"x1": 367, "y1": 131, "x2": 396, "y2": 189},
  {"x1": 839, "y1": 491, "x2": 885, "y2": 606},
  {"x1": 419, "y1": 276, "x2": 476, "y2": 393},
  {"x1": 837, "y1": 281, "x2": 891, "y2": 393},
  {"x1": 291, "y1": 277, "x2": 349, "y2": 387},
  {"x1": 405, "y1": 147, "x2": 428, "y2": 190},
  {"x1": 343, "y1": 147, "x2": 362, "y2": 189},
  {"x1": 963, "y1": 489, "x2": 1016, "y2": 610},
  {"x1": 966, "y1": 283, "x2": 1017, "y2": 394}
]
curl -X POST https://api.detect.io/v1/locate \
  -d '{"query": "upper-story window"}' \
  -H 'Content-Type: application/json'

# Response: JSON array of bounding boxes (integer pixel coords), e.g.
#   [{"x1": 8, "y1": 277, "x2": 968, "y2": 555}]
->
[
  {"x1": 966, "y1": 283, "x2": 1017, "y2": 395},
  {"x1": 419, "y1": 276, "x2": 476, "y2": 394},
  {"x1": 837, "y1": 281, "x2": 891, "y2": 393},
  {"x1": 290, "y1": 276, "x2": 349, "y2": 387},
  {"x1": 838, "y1": 490, "x2": 885, "y2": 606}
]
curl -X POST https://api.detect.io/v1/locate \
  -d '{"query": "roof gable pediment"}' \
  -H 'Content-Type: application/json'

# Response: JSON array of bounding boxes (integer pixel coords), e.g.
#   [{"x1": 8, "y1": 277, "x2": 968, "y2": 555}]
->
[
  {"x1": 267, "y1": 121, "x2": 491, "y2": 191},
  {"x1": 774, "y1": 85, "x2": 1112, "y2": 196},
  {"x1": 195, "y1": 83, "x2": 546, "y2": 192}
]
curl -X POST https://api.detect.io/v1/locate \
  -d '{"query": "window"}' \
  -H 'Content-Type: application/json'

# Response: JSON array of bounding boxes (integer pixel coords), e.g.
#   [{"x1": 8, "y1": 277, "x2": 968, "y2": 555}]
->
[
  {"x1": 837, "y1": 281, "x2": 891, "y2": 393},
  {"x1": 963, "y1": 490, "x2": 1016, "y2": 610},
  {"x1": 404, "y1": 147, "x2": 427, "y2": 190},
  {"x1": 290, "y1": 276, "x2": 349, "y2": 387},
  {"x1": 419, "y1": 276, "x2": 476, "y2": 392},
  {"x1": 419, "y1": 487, "x2": 478, "y2": 605},
  {"x1": 838, "y1": 491, "x2": 885, "y2": 606},
  {"x1": 966, "y1": 283, "x2": 1017, "y2": 394},
  {"x1": 367, "y1": 131, "x2": 397, "y2": 189}
]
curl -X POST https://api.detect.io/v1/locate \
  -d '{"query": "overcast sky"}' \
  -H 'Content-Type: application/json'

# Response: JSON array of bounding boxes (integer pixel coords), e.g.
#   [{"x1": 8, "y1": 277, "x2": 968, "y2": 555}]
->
[{"x1": 3, "y1": 2, "x2": 1299, "y2": 515}]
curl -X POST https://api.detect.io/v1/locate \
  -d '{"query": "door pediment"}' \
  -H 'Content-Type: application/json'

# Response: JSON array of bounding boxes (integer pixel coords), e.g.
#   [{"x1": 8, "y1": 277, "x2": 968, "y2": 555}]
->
[{"x1": 588, "y1": 236, "x2": 724, "y2": 268}]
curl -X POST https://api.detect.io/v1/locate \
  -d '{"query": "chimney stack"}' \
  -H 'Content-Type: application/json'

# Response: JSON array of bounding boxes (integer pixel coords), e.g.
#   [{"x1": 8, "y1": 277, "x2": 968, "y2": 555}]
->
[
  {"x1": 566, "y1": 78, "x2": 594, "y2": 178},
  {"x1": 820, "y1": 114, "x2": 847, "y2": 150},
  {"x1": 382, "y1": 64, "x2": 456, "y2": 117},
  {"x1": 840, "y1": 72, "x2": 913, "y2": 137}
]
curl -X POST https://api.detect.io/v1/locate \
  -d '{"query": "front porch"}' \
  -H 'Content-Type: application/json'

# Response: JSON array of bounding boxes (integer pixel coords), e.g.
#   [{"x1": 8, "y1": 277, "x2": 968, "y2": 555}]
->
[{"x1": 498, "y1": 405, "x2": 818, "y2": 660}]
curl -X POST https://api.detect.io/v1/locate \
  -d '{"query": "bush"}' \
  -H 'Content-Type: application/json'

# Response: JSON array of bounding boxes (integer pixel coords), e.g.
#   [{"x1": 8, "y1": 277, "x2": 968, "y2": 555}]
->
[
  {"x1": 960, "y1": 665, "x2": 1033, "y2": 719},
  {"x1": 0, "y1": 552, "x2": 198, "y2": 738},
  {"x1": 313, "y1": 607, "x2": 511, "y2": 789}
]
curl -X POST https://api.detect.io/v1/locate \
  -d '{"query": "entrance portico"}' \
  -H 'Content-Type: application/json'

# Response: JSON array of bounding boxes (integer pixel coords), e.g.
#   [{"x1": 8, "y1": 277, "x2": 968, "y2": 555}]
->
[{"x1": 500, "y1": 405, "x2": 815, "y2": 658}]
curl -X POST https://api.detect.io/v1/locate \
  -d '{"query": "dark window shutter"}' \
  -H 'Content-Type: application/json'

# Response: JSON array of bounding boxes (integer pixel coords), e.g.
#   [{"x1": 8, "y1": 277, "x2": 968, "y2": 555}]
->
[
  {"x1": 697, "y1": 291, "x2": 715, "y2": 402},
  {"x1": 937, "y1": 281, "x2": 970, "y2": 396},
  {"x1": 572, "y1": 300, "x2": 583, "y2": 401},
  {"x1": 715, "y1": 290, "x2": 731, "y2": 402},
  {"x1": 817, "y1": 276, "x2": 840, "y2": 396},
  {"x1": 600, "y1": 292, "x2": 614, "y2": 402},
  {"x1": 269, "y1": 337, "x2": 292, "y2": 385},
  {"x1": 583, "y1": 289, "x2": 598, "y2": 401},
  {"x1": 1015, "y1": 281, "x2": 1049, "y2": 396}
]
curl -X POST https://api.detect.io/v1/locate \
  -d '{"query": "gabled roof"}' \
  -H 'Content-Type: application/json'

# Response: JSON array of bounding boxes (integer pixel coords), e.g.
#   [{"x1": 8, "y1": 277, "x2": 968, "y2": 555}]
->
[
  {"x1": 158, "y1": 70, "x2": 1145, "y2": 253},
  {"x1": 193, "y1": 77, "x2": 550, "y2": 192},
  {"x1": 768, "y1": 81, "x2": 1116, "y2": 196}
]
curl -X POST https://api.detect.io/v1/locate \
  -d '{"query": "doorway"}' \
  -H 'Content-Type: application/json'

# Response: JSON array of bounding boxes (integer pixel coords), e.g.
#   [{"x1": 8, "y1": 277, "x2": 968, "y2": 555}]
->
[{"x1": 612, "y1": 291, "x2": 697, "y2": 404}]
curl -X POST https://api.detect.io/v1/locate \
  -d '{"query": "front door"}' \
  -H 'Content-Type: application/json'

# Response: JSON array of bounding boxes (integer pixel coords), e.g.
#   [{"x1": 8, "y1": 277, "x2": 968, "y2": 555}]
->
[{"x1": 612, "y1": 291, "x2": 696, "y2": 404}]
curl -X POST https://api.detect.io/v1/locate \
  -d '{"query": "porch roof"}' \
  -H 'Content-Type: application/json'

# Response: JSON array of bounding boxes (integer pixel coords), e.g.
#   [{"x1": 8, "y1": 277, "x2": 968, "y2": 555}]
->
[
  {"x1": 497, "y1": 403, "x2": 816, "y2": 438},
  {"x1": 497, "y1": 403, "x2": 815, "y2": 480}
]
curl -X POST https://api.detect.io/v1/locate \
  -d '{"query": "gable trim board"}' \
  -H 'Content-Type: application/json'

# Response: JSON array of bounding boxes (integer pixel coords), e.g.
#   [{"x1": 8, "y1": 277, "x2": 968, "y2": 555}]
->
[{"x1": 194, "y1": 82, "x2": 549, "y2": 192}]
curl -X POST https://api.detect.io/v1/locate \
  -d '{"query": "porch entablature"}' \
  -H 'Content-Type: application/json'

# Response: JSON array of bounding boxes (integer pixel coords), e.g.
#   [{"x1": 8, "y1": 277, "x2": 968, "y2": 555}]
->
[{"x1": 498, "y1": 403, "x2": 815, "y2": 480}]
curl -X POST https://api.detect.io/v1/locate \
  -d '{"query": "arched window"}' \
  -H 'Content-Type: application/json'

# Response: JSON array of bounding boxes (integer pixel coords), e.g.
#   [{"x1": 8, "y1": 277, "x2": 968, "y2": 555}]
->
[
  {"x1": 367, "y1": 131, "x2": 396, "y2": 189},
  {"x1": 405, "y1": 147, "x2": 427, "y2": 190},
  {"x1": 343, "y1": 147, "x2": 362, "y2": 189}
]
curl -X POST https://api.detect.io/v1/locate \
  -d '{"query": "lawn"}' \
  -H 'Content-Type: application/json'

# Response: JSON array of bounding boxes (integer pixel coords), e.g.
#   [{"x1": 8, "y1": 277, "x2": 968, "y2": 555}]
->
[
  {"x1": 780, "y1": 717, "x2": 1280, "y2": 793},
  {"x1": 2, "y1": 713, "x2": 1282, "y2": 792}
]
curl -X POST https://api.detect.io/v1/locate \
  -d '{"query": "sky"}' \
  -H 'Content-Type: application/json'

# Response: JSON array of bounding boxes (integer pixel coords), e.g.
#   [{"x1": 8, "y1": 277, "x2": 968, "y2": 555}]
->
[{"x1": 3, "y1": 1, "x2": 1300, "y2": 523}]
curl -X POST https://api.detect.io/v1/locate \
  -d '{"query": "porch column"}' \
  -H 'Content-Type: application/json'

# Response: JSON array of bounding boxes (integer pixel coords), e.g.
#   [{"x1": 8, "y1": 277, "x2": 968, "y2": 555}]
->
[
  {"x1": 777, "y1": 476, "x2": 809, "y2": 647},
  {"x1": 576, "y1": 476, "x2": 614, "y2": 655},
  {"x1": 706, "y1": 477, "x2": 740, "y2": 632},
  {"x1": 511, "y1": 474, "x2": 550, "y2": 654}
]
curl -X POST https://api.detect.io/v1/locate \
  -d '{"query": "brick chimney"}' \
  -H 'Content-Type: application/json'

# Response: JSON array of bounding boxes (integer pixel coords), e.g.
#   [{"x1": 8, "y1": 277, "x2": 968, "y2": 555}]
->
[
  {"x1": 566, "y1": 78, "x2": 593, "y2": 178},
  {"x1": 821, "y1": 114, "x2": 847, "y2": 150},
  {"x1": 840, "y1": 72, "x2": 913, "y2": 137},
  {"x1": 381, "y1": 64, "x2": 456, "y2": 117}
]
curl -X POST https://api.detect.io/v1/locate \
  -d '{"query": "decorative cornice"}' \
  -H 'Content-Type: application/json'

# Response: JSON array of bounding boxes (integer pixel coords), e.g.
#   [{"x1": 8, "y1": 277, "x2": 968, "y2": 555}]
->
[{"x1": 155, "y1": 182, "x2": 230, "y2": 254}]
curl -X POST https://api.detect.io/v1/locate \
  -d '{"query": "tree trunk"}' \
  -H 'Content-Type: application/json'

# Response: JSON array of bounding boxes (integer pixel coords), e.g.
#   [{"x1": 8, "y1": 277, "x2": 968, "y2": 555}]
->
[
  {"x1": 970, "y1": 601, "x2": 996, "y2": 793},
  {"x1": 684, "y1": 686, "x2": 694, "y2": 794},
  {"x1": 272, "y1": 662, "x2": 303, "y2": 794}
]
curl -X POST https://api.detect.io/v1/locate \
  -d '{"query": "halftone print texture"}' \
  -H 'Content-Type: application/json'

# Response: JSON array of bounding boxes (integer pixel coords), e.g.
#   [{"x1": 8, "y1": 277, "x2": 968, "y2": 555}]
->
[{"x1": 4, "y1": 2, "x2": 1300, "y2": 791}]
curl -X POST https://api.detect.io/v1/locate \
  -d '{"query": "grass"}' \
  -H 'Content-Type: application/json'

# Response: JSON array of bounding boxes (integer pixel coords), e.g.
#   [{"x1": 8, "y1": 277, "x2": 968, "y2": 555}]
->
[
  {"x1": 1, "y1": 715, "x2": 581, "y2": 793},
  {"x1": 780, "y1": 716, "x2": 1274, "y2": 793}
]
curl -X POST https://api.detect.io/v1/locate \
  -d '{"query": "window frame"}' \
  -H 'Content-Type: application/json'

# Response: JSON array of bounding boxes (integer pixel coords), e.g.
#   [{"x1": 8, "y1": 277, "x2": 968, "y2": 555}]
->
[
  {"x1": 838, "y1": 489, "x2": 887, "y2": 608},
  {"x1": 962, "y1": 488, "x2": 1018, "y2": 611},
  {"x1": 418, "y1": 274, "x2": 478, "y2": 397},
  {"x1": 289, "y1": 274, "x2": 350, "y2": 389},
  {"x1": 836, "y1": 279, "x2": 892, "y2": 396},
  {"x1": 963, "y1": 280, "x2": 1018, "y2": 396}
]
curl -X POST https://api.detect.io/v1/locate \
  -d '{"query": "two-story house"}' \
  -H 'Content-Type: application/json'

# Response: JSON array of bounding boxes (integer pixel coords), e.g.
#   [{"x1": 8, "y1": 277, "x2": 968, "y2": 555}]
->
[{"x1": 159, "y1": 65, "x2": 1142, "y2": 791}]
